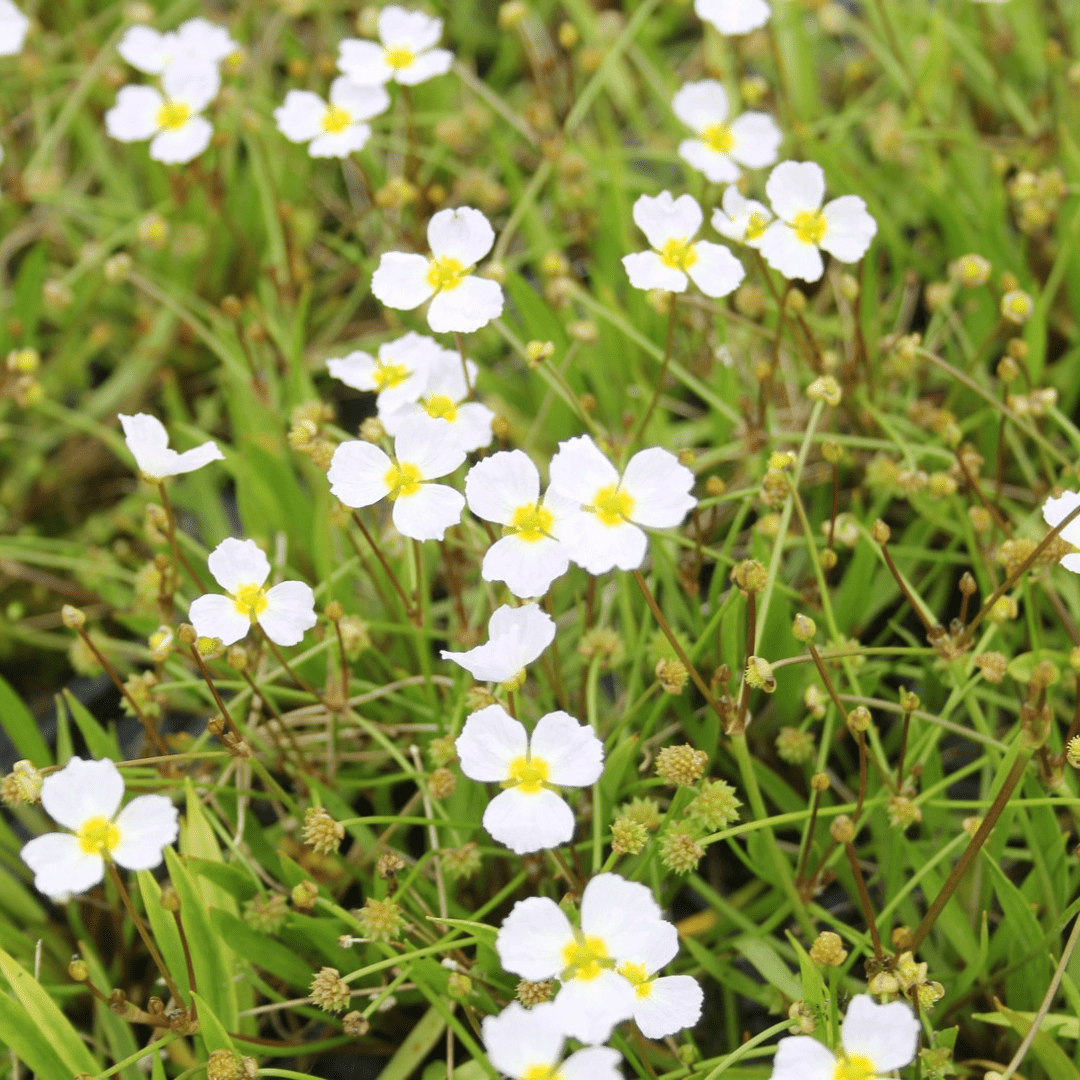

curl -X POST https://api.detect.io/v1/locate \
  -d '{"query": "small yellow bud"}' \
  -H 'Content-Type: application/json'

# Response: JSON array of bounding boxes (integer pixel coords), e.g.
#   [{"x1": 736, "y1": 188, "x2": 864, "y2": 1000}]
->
[
  {"x1": 1001, "y1": 289, "x2": 1034, "y2": 325},
  {"x1": 525, "y1": 340, "x2": 555, "y2": 368},
  {"x1": 808, "y1": 930, "x2": 847, "y2": 966},
  {"x1": 745, "y1": 655, "x2": 776, "y2": 692},
  {"x1": 806, "y1": 375, "x2": 842, "y2": 406},
  {"x1": 792, "y1": 614, "x2": 817, "y2": 641},
  {"x1": 870, "y1": 519, "x2": 891, "y2": 544},
  {"x1": 61, "y1": 604, "x2": 86, "y2": 630},
  {"x1": 952, "y1": 254, "x2": 991, "y2": 288},
  {"x1": 830, "y1": 814, "x2": 856, "y2": 843}
]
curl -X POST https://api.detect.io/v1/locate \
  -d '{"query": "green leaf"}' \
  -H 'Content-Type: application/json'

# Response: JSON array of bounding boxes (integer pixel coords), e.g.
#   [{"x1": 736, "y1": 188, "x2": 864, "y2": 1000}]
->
[
  {"x1": 209, "y1": 909, "x2": 314, "y2": 989},
  {"x1": 973, "y1": 1011, "x2": 1078, "y2": 1040},
  {"x1": 989, "y1": 1000, "x2": 1080, "y2": 1080},
  {"x1": 136, "y1": 869, "x2": 191, "y2": 1006},
  {"x1": 191, "y1": 991, "x2": 235, "y2": 1055},
  {"x1": 787, "y1": 932, "x2": 826, "y2": 1012},
  {"x1": 0, "y1": 672, "x2": 52, "y2": 765},
  {"x1": 63, "y1": 688, "x2": 121, "y2": 759},
  {"x1": 734, "y1": 937, "x2": 801, "y2": 1002},
  {"x1": 378, "y1": 1005, "x2": 448, "y2": 1080},
  {"x1": 0, "y1": 991, "x2": 73, "y2": 1080}
]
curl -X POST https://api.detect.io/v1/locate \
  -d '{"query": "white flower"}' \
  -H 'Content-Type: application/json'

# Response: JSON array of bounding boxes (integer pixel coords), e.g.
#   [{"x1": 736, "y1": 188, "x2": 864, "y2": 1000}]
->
[
  {"x1": 381, "y1": 349, "x2": 494, "y2": 454},
  {"x1": 496, "y1": 873, "x2": 678, "y2": 1044},
  {"x1": 338, "y1": 6, "x2": 453, "y2": 87},
  {"x1": 119, "y1": 412, "x2": 223, "y2": 482},
  {"x1": 441, "y1": 603, "x2": 555, "y2": 684},
  {"x1": 118, "y1": 17, "x2": 238, "y2": 76},
  {"x1": 105, "y1": 64, "x2": 220, "y2": 165},
  {"x1": 759, "y1": 161, "x2": 878, "y2": 282},
  {"x1": 274, "y1": 77, "x2": 389, "y2": 158},
  {"x1": 711, "y1": 186, "x2": 773, "y2": 249},
  {"x1": 623, "y1": 192, "x2": 744, "y2": 297},
  {"x1": 0, "y1": 0, "x2": 29, "y2": 56},
  {"x1": 456, "y1": 705, "x2": 603, "y2": 854},
  {"x1": 770, "y1": 996, "x2": 920, "y2": 1080},
  {"x1": 695, "y1": 0, "x2": 771, "y2": 34},
  {"x1": 614, "y1": 926, "x2": 704, "y2": 1040},
  {"x1": 327, "y1": 331, "x2": 441, "y2": 415},
  {"x1": 548, "y1": 436, "x2": 696, "y2": 575},
  {"x1": 1042, "y1": 491, "x2": 1080, "y2": 573},
  {"x1": 189, "y1": 538, "x2": 317, "y2": 647},
  {"x1": 483, "y1": 1001, "x2": 623, "y2": 1080},
  {"x1": 371, "y1": 206, "x2": 505, "y2": 334},
  {"x1": 20, "y1": 757, "x2": 178, "y2": 901},
  {"x1": 674, "y1": 80, "x2": 781, "y2": 183},
  {"x1": 327, "y1": 424, "x2": 466, "y2": 541},
  {"x1": 465, "y1": 450, "x2": 574, "y2": 598}
]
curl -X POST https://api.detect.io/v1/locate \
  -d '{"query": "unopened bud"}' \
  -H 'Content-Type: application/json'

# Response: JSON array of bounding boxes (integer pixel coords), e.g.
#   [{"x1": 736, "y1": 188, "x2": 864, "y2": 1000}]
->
[
  {"x1": 847, "y1": 705, "x2": 871, "y2": 732},
  {"x1": 807, "y1": 375, "x2": 842, "y2": 406},
  {"x1": 870, "y1": 519, "x2": 891, "y2": 544},
  {"x1": 69, "y1": 958, "x2": 90, "y2": 982},
  {"x1": 745, "y1": 656, "x2": 776, "y2": 692},
  {"x1": 792, "y1": 614, "x2": 816, "y2": 641},
  {"x1": 61, "y1": 604, "x2": 86, "y2": 630},
  {"x1": 830, "y1": 814, "x2": 856, "y2": 843}
]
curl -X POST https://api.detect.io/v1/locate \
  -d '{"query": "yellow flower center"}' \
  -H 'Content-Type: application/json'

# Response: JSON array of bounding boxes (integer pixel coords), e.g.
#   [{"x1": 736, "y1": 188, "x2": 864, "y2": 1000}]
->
[
  {"x1": 321, "y1": 104, "x2": 352, "y2": 133},
  {"x1": 424, "y1": 394, "x2": 458, "y2": 421},
  {"x1": 617, "y1": 961, "x2": 654, "y2": 999},
  {"x1": 233, "y1": 583, "x2": 269, "y2": 620},
  {"x1": 659, "y1": 237, "x2": 698, "y2": 272},
  {"x1": 522, "y1": 1068, "x2": 563, "y2": 1080},
  {"x1": 77, "y1": 815, "x2": 121, "y2": 857},
  {"x1": 373, "y1": 359, "x2": 410, "y2": 391},
  {"x1": 793, "y1": 209, "x2": 828, "y2": 246},
  {"x1": 426, "y1": 256, "x2": 467, "y2": 292},
  {"x1": 384, "y1": 461, "x2": 423, "y2": 500},
  {"x1": 156, "y1": 101, "x2": 191, "y2": 131},
  {"x1": 562, "y1": 936, "x2": 610, "y2": 981},
  {"x1": 701, "y1": 122, "x2": 734, "y2": 153},
  {"x1": 385, "y1": 45, "x2": 417, "y2": 70},
  {"x1": 508, "y1": 503, "x2": 554, "y2": 543},
  {"x1": 833, "y1": 1053, "x2": 876, "y2": 1080},
  {"x1": 590, "y1": 484, "x2": 635, "y2": 527},
  {"x1": 506, "y1": 755, "x2": 551, "y2": 794},
  {"x1": 745, "y1": 211, "x2": 770, "y2": 242}
]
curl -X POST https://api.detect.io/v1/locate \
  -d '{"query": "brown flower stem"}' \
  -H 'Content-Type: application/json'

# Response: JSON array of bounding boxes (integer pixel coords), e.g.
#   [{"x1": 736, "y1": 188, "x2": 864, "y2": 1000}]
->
[
  {"x1": 844, "y1": 839, "x2": 884, "y2": 962},
  {"x1": 188, "y1": 645, "x2": 243, "y2": 743},
  {"x1": 954, "y1": 446, "x2": 1012, "y2": 535},
  {"x1": 633, "y1": 299, "x2": 678, "y2": 444},
  {"x1": 909, "y1": 750, "x2": 1031, "y2": 952},
  {"x1": 806, "y1": 642, "x2": 851, "y2": 726},
  {"x1": 827, "y1": 463, "x2": 839, "y2": 551},
  {"x1": 795, "y1": 785, "x2": 825, "y2": 888},
  {"x1": 257, "y1": 625, "x2": 319, "y2": 699},
  {"x1": 878, "y1": 540, "x2": 939, "y2": 637},
  {"x1": 897, "y1": 708, "x2": 913, "y2": 787},
  {"x1": 238, "y1": 668, "x2": 306, "y2": 768},
  {"x1": 157, "y1": 483, "x2": 209, "y2": 593},
  {"x1": 733, "y1": 591, "x2": 757, "y2": 734},
  {"x1": 351, "y1": 511, "x2": 415, "y2": 621},
  {"x1": 855, "y1": 729, "x2": 868, "y2": 818},
  {"x1": 170, "y1": 908, "x2": 198, "y2": 1021}
]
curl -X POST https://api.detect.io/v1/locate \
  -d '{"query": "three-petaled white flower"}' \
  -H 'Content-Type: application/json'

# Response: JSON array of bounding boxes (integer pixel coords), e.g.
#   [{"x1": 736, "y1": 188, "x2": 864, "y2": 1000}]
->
[
  {"x1": 456, "y1": 705, "x2": 603, "y2": 854},
  {"x1": 118, "y1": 17, "x2": 238, "y2": 77},
  {"x1": 759, "y1": 161, "x2": 878, "y2": 283},
  {"x1": 465, "y1": 450, "x2": 574, "y2": 599},
  {"x1": 623, "y1": 192, "x2": 744, "y2": 298},
  {"x1": 189, "y1": 538, "x2": 317, "y2": 647},
  {"x1": 328, "y1": 425, "x2": 466, "y2": 541},
  {"x1": 21, "y1": 757, "x2": 178, "y2": 901},
  {"x1": 674, "y1": 80, "x2": 781, "y2": 183},
  {"x1": 381, "y1": 350, "x2": 494, "y2": 454},
  {"x1": 613, "y1": 924, "x2": 705, "y2": 1040},
  {"x1": 106, "y1": 64, "x2": 220, "y2": 165},
  {"x1": 274, "y1": 77, "x2": 390, "y2": 158},
  {"x1": 711, "y1": 186, "x2": 773, "y2": 249},
  {"x1": 327, "y1": 331, "x2": 441, "y2": 414},
  {"x1": 695, "y1": 0, "x2": 771, "y2": 34},
  {"x1": 483, "y1": 1001, "x2": 623, "y2": 1080},
  {"x1": 119, "y1": 413, "x2": 223, "y2": 482},
  {"x1": 371, "y1": 206, "x2": 505, "y2": 334},
  {"x1": 548, "y1": 436, "x2": 697, "y2": 575},
  {"x1": 338, "y1": 6, "x2": 453, "y2": 87},
  {"x1": 0, "y1": 0, "x2": 29, "y2": 56},
  {"x1": 441, "y1": 603, "x2": 555, "y2": 686},
  {"x1": 770, "y1": 995, "x2": 920, "y2": 1080},
  {"x1": 1042, "y1": 491, "x2": 1080, "y2": 574},
  {"x1": 496, "y1": 873, "x2": 694, "y2": 1044}
]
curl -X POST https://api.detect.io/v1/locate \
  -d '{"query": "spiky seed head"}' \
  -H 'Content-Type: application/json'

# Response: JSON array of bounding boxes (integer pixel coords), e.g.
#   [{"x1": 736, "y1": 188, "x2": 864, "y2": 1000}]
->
[
  {"x1": 610, "y1": 816, "x2": 649, "y2": 855},
  {"x1": 656, "y1": 744, "x2": 708, "y2": 787},
  {"x1": 310, "y1": 967, "x2": 351, "y2": 1013},
  {"x1": 516, "y1": 979, "x2": 555, "y2": 1007},
  {"x1": 302, "y1": 807, "x2": 345, "y2": 855},
  {"x1": 356, "y1": 898, "x2": 406, "y2": 942},
  {"x1": 809, "y1": 931, "x2": 847, "y2": 967},
  {"x1": 659, "y1": 829, "x2": 705, "y2": 875}
]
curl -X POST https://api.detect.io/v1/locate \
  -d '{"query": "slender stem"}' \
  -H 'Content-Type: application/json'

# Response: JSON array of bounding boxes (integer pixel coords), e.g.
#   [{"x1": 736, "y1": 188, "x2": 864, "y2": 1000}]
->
[
  {"x1": 844, "y1": 840, "x2": 884, "y2": 962},
  {"x1": 795, "y1": 784, "x2": 824, "y2": 887},
  {"x1": 258, "y1": 625, "x2": 320, "y2": 698},
  {"x1": 855, "y1": 729, "x2": 868, "y2": 818},
  {"x1": 897, "y1": 708, "x2": 913, "y2": 787},
  {"x1": 351, "y1": 511, "x2": 415, "y2": 619},
  {"x1": 170, "y1": 909, "x2": 198, "y2": 1021},
  {"x1": 189, "y1": 645, "x2": 243, "y2": 743},
  {"x1": 632, "y1": 299, "x2": 677, "y2": 444},
  {"x1": 239, "y1": 668, "x2": 307, "y2": 768},
  {"x1": 409, "y1": 745, "x2": 448, "y2": 921},
  {"x1": 878, "y1": 541, "x2": 939, "y2": 637},
  {"x1": 157, "y1": 483, "x2": 209, "y2": 593}
]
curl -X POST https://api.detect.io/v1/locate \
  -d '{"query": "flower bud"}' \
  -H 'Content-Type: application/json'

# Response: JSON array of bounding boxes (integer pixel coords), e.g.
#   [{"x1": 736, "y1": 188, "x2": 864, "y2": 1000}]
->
[
  {"x1": 792, "y1": 614, "x2": 816, "y2": 641},
  {"x1": 870, "y1": 519, "x2": 891, "y2": 544},
  {"x1": 292, "y1": 880, "x2": 319, "y2": 910},
  {"x1": 343, "y1": 1010, "x2": 370, "y2": 1037},
  {"x1": 745, "y1": 656, "x2": 776, "y2": 692},
  {"x1": 68, "y1": 958, "x2": 90, "y2": 982},
  {"x1": 730, "y1": 559, "x2": 768, "y2": 594},
  {"x1": 61, "y1": 604, "x2": 86, "y2": 630},
  {"x1": 1001, "y1": 289, "x2": 1034, "y2": 324},
  {"x1": 847, "y1": 705, "x2": 871, "y2": 733},
  {"x1": 807, "y1": 375, "x2": 842, "y2": 406},
  {"x1": 830, "y1": 814, "x2": 856, "y2": 843},
  {"x1": 809, "y1": 930, "x2": 847, "y2": 966}
]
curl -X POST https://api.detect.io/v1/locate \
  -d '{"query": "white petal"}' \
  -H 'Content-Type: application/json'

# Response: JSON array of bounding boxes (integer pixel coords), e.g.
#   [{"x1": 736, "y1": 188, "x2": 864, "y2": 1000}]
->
[
  {"x1": 259, "y1": 581, "x2": 317, "y2": 646},
  {"x1": 337, "y1": 38, "x2": 394, "y2": 85},
  {"x1": 308, "y1": 125, "x2": 371, "y2": 158},
  {"x1": 455, "y1": 704, "x2": 527, "y2": 782},
  {"x1": 820, "y1": 195, "x2": 878, "y2": 263},
  {"x1": 112, "y1": 795, "x2": 179, "y2": 871},
  {"x1": 766, "y1": 160, "x2": 826, "y2": 221},
  {"x1": 167, "y1": 440, "x2": 224, "y2": 475},
  {"x1": 560, "y1": 511, "x2": 648, "y2": 575},
  {"x1": 327, "y1": 440, "x2": 394, "y2": 508},
  {"x1": 633, "y1": 191, "x2": 703, "y2": 249},
  {"x1": 150, "y1": 118, "x2": 213, "y2": 164},
  {"x1": 633, "y1": 974, "x2": 703, "y2": 1040},
  {"x1": 580, "y1": 874, "x2": 664, "y2": 958},
  {"x1": 623, "y1": 920, "x2": 681, "y2": 975},
  {"x1": 548, "y1": 435, "x2": 620, "y2": 507},
  {"x1": 529, "y1": 711, "x2": 603, "y2": 788},
  {"x1": 207, "y1": 537, "x2": 270, "y2": 592},
  {"x1": 482, "y1": 1002, "x2": 566, "y2": 1080},
  {"x1": 496, "y1": 896, "x2": 575, "y2": 980},
  {"x1": 326, "y1": 350, "x2": 377, "y2": 390},
  {"x1": 21, "y1": 833, "x2": 104, "y2": 900},
  {"x1": 553, "y1": 971, "x2": 638, "y2": 1044},
  {"x1": 441, "y1": 638, "x2": 515, "y2": 682},
  {"x1": 711, "y1": 188, "x2": 773, "y2": 247},
  {"x1": 622, "y1": 447, "x2": 697, "y2": 528},
  {"x1": 428, "y1": 276, "x2": 504, "y2": 334},
  {"x1": 623, "y1": 250, "x2": 689, "y2": 293},
  {"x1": 465, "y1": 450, "x2": 540, "y2": 524},
  {"x1": 728, "y1": 111, "x2": 782, "y2": 168},
  {"x1": 274, "y1": 90, "x2": 328, "y2": 143},
  {"x1": 175, "y1": 18, "x2": 237, "y2": 62},
  {"x1": 503, "y1": 602, "x2": 557, "y2": 663},
  {"x1": 41, "y1": 757, "x2": 124, "y2": 829},
  {"x1": 482, "y1": 534, "x2": 569, "y2": 599},
  {"x1": 672, "y1": 80, "x2": 729, "y2": 132},
  {"x1": 395, "y1": 420, "x2": 467, "y2": 481},
  {"x1": 1043, "y1": 491, "x2": 1080, "y2": 547},
  {"x1": 695, "y1": 0, "x2": 771, "y2": 34},
  {"x1": 391, "y1": 483, "x2": 464, "y2": 541},
  {"x1": 189, "y1": 593, "x2": 251, "y2": 646},
  {"x1": 329, "y1": 75, "x2": 390, "y2": 119},
  {"x1": 161, "y1": 62, "x2": 220, "y2": 112},
  {"x1": 106, "y1": 85, "x2": 164, "y2": 142},
  {"x1": 119, "y1": 412, "x2": 169, "y2": 474},
  {"x1": 686, "y1": 240, "x2": 745, "y2": 298},
  {"x1": 561, "y1": 1047, "x2": 624, "y2": 1080},
  {"x1": 428, "y1": 206, "x2": 495, "y2": 265},
  {"x1": 372, "y1": 252, "x2": 435, "y2": 311},
  {"x1": 1060, "y1": 552, "x2": 1080, "y2": 574},
  {"x1": 772, "y1": 1037, "x2": 836, "y2": 1080},
  {"x1": 484, "y1": 787, "x2": 575, "y2": 854},
  {"x1": 447, "y1": 402, "x2": 495, "y2": 453},
  {"x1": 841, "y1": 995, "x2": 921, "y2": 1071},
  {"x1": 678, "y1": 140, "x2": 740, "y2": 185},
  {"x1": 118, "y1": 25, "x2": 169, "y2": 74},
  {"x1": 379, "y1": 5, "x2": 442, "y2": 52},
  {"x1": 394, "y1": 48, "x2": 453, "y2": 85},
  {"x1": 759, "y1": 221, "x2": 825, "y2": 282}
]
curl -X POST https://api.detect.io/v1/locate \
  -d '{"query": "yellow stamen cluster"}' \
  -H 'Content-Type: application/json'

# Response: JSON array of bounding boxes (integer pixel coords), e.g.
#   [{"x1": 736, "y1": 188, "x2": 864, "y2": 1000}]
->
[
  {"x1": 233, "y1": 583, "x2": 268, "y2": 620},
  {"x1": 426, "y1": 256, "x2": 467, "y2": 292},
  {"x1": 590, "y1": 484, "x2": 634, "y2": 527},
  {"x1": 77, "y1": 815, "x2": 121, "y2": 857},
  {"x1": 506, "y1": 755, "x2": 550, "y2": 794},
  {"x1": 157, "y1": 101, "x2": 191, "y2": 131},
  {"x1": 508, "y1": 503, "x2": 554, "y2": 542},
  {"x1": 793, "y1": 209, "x2": 827, "y2": 245},
  {"x1": 384, "y1": 461, "x2": 423, "y2": 499},
  {"x1": 561, "y1": 936, "x2": 609, "y2": 981},
  {"x1": 658, "y1": 237, "x2": 699, "y2": 272},
  {"x1": 321, "y1": 105, "x2": 352, "y2": 133}
]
